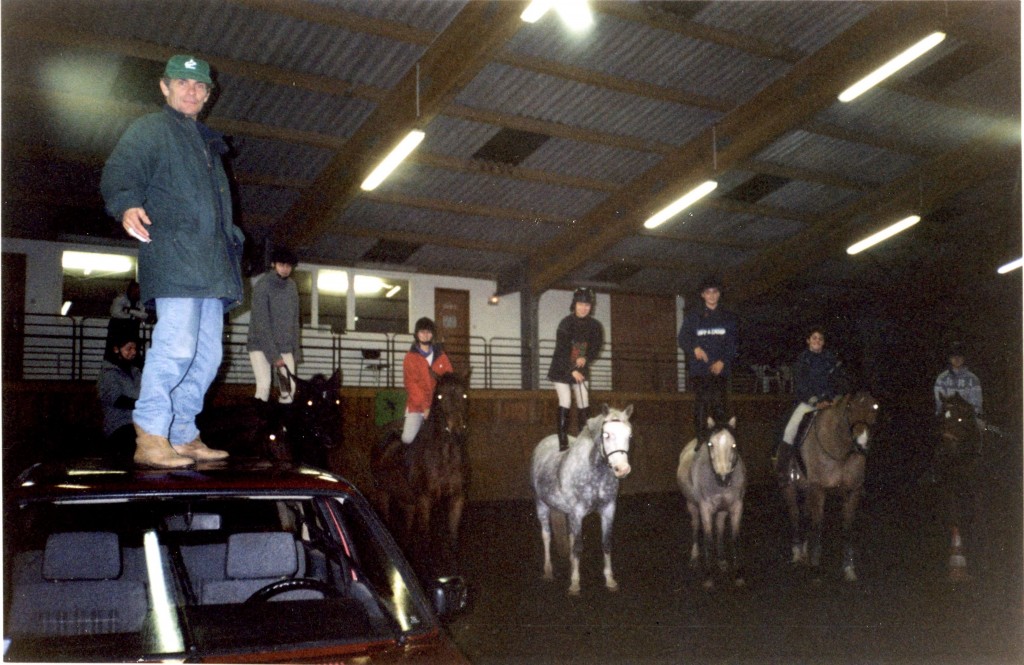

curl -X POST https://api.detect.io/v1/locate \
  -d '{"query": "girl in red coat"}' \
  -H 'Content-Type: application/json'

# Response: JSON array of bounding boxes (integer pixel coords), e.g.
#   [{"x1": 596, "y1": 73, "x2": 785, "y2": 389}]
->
[{"x1": 401, "y1": 317, "x2": 453, "y2": 444}]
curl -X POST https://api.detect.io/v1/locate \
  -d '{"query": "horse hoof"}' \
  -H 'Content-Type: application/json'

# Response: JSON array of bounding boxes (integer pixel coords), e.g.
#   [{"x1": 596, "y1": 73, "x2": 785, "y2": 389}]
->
[
  {"x1": 702, "y1": 578, "x2": 714, "y2": 590},
  {"x1": 949, "y1": 568, "x2": 973, "y2": 583},
  {"x1": 568, "y1": 586, "x2": 581, "y2": 597},
  {"x1": 606, "y1": 583, "x2": 619, "y2": 593},
  {"x1": 733, "y1": 577, "x2": 746, "y2": 588},
  {"x1": 843, "y1": 566, "x2": 858, "y2": 583}
]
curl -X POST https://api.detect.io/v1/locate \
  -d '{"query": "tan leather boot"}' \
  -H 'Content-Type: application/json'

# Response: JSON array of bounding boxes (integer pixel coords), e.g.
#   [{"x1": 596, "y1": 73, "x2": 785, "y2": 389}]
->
[
  {"x1": 175, "y1": 437, "x2": 229, "y2": 461},
  {"x1": 134, "y1": 425, "x2": 195, "y2": 468}
]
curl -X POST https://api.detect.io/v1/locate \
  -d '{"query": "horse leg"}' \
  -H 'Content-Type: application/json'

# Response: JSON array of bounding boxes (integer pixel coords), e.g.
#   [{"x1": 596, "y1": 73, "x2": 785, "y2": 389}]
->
[
  {"x1": 840, "y1": 487, "x2": 863, "y2": 582},
  {"x1": 728, "y1": 499, "x2": 745, "y2": 587},
  {"x1": 536, "y1": 501, "x2": 554, "y2": 581},
  {"x1": 599, "y1": 502, "x2": 619, "y2": 592},
  {"x1": 568, "y1": 513, "x2": 584, "y2": 596},
  {"x1": 807, "y1": 485, "x2": 826, "y2": 574},
  {"x1": 782, "y1": 483, "x2": 805, "y2": 564},
  {"x1": 686, "y1": 500, "x2": 700, "y2": 568},
  {"x1": 714, "y1": 510, "x2": 728, "y2": 573},
  {"x1": 445, "y1": 492, "x2": 465, "y2": 573},
  {"x1": 414, "y1": 496, "x2": 432, "y2": 575},
  {"x1": 699, "y1": 502, "x2": 715, "y2": 589}
]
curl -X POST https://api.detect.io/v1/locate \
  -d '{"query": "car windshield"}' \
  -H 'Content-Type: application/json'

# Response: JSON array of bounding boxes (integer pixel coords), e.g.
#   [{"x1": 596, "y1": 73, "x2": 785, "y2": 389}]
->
[{"x1": 4, "y1": 492, "x2": 433, "y2": 661}]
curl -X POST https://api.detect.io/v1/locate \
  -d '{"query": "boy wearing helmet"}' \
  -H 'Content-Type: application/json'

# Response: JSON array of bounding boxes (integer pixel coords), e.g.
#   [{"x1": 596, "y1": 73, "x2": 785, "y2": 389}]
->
[
  {"x1": 402, "y1": 317, "x2": 454, "y2": 444},
  {"x1": 678, "y1": 276, "x2": 738, "y2": 440},
  {"x1": 247, "y1": 246, "x2": 301, "y2": 405},
  {"x1": 546, "y1": 288, "x2": 605, "y2": 451},
  {"x1": 934, "y1": 342, "x2": 983, "y2": 426}
]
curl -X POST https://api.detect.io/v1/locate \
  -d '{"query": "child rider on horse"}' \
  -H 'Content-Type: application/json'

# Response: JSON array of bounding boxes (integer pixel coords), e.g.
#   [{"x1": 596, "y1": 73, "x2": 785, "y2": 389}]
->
[
  {"x1": 401, "y1": 317, "x2": 453, "y2": 445},
  {"x1": 776, "y1": 327, "x2": 843, "y2": 483},
  {"x1": 547, "y1": 288, "x2": 604, "y2": 451}
]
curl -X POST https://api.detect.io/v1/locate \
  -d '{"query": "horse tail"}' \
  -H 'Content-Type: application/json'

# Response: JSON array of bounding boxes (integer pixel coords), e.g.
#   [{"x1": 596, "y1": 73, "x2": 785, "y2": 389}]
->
[{"x1": 551, "y1": 510, "x2": 570, "y2": 559}]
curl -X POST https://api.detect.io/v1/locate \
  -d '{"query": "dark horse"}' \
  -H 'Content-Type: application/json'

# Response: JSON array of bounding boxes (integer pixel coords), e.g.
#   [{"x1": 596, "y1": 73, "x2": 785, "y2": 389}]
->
[
  {"x1": 196, "y1": 370, "x2": 342, "y2": 468},
  {"x1": 781, "y1": 391, "x2": 878, "y2": 582},
  {"x1": 935, "y1": 393, "x2": 981, "y2": 581},
  {"x1": 371, "y1": 371, "x2": 470, "y2": 577}
]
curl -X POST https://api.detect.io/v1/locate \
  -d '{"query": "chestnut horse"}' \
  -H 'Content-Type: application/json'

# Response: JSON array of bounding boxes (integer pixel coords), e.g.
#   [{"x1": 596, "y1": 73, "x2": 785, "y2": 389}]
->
[
  {"x1": 371, "y1": 371, "x2": 470, "y2": 577},
  {"x1": 781, "y1": 391, "x2": 878, "y2": 582}
]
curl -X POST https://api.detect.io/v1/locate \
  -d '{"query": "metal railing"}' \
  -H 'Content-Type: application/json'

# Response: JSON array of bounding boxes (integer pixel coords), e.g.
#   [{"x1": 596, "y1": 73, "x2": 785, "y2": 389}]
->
[{"x1": 12, "y1": 313, "x2": 773, "y2": 394}]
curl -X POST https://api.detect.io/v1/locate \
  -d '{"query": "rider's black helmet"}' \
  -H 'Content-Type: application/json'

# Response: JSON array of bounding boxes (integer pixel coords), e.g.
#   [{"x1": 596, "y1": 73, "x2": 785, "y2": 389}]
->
[
  {"x1": 697, "y1": 274, "x2": 723, "y2": 293},
  {"x1": 570, "y1": 287, "x2": 595, "y2": 312},
  {"x1": 270, "y1": 245, "x2": 298, "y2": 267},
  {"x1": 414, "y1": 317, "x2": 436, "y2": 335}
]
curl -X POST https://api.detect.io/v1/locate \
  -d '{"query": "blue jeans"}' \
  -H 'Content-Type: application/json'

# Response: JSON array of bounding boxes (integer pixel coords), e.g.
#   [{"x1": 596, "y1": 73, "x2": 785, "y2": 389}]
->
[{"x1": 133, "y1": 298, "x2": 223, "y2": 445}]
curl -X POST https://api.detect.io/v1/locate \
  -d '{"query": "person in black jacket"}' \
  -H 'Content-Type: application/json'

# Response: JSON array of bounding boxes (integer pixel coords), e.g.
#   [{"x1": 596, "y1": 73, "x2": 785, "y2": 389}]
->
[
  {"x1": 547, "y1": 288, "x2": 604, "y2": 451},
  {"x1": 776, "y1": 327, "x2": 843, "y2": 482},
  {"x1": 101, "y1": 55, "x2": 242, "y2": 468},
  {"x1": 678, "y1": 276, "x2": 738, "y2": 441},
  {"x1": 97, "y1": 332, "x2": 143, "y2": 464}
]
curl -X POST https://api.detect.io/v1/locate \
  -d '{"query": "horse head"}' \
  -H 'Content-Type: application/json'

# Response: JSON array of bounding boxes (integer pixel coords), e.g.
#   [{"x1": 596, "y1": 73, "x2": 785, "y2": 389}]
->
[
  {"x1": 596, "y1": 404, "x2": 633, "y2": 479},
  {"x1": 431, "y1": 370, "x2": 470, "y2": 436},
  {"x1": 705, "y1": 416, "x2": 739, "y2": 486},
  {"x1": 292, "y1": 369, "x2": 343, "y2": 451},
  {"x1": 844, "y1": 391, "x2": 879, "y2": 451},
  {"x1": 938, "y1": 393, "x2": 977, "y2": 461}
]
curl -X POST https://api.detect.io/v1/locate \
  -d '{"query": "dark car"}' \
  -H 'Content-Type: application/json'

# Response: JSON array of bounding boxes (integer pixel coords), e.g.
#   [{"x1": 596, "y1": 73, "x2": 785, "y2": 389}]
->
[{"x1": 3, "y1": 458, "x2": 469, "y2": 663}]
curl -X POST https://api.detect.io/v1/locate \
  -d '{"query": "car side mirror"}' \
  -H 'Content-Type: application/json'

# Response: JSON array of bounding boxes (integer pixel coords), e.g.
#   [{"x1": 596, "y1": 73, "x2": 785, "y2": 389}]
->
[{"x1": 427, "y1": 576, "x2": 468, "y2": 618}]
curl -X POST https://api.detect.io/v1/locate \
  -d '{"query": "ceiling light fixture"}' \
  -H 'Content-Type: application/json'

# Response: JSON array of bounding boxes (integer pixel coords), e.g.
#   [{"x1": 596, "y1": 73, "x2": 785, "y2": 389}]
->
[
  {"x1": 60, "y1": 301, "x2": 72, "y2": 316},
  {"x1": 61, "y1": 251, "x2": 134, "y2": 275},
  {"x1": 997, "y1": 257, "x2": 1023, "y2": 274},
  {"x1": 360, "y1": 130, "x2": 425, "y2": 191},
  {"x1": 385, "y1": 285, "x2": 402, "y2": 298},
  {"x1": 846, "y1": 215, "x2": 921, "y2": 254},
  {"x1": 521, "y1": 0, "x2": 591, "y2": 30},
  {"x1": 643, "y1": 180, "x2": 718, "y2": 229},
  {"x1": 839, "y1": 31, "x2": 946, "y2": 102}
]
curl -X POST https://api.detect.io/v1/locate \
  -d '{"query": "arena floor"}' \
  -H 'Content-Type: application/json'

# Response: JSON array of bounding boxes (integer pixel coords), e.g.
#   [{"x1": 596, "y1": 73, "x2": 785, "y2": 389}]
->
[{"x1": 446, "y1": 447, "x2": 1023, "y2": 665}]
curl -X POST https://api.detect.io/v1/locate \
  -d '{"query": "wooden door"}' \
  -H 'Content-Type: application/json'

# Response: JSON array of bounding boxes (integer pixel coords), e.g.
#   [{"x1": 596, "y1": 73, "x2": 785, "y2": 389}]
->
[
  {"x1": 610, "y1": 293, "x2": 678, "y2": 392},
  {"x1": 435, "y1": 288, "x2": 470, "y2": 373},
  {"x1": 2, "y1": 253, "x2": 26, "y2": 380}
]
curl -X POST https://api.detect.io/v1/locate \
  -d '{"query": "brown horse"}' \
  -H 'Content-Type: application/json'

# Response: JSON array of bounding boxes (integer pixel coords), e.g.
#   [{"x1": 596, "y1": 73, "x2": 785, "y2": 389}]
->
[
  {"x1": 935, "y1": 393, "x2": 980, "y2": 581},
  {"x1": 371, "y1": 370, "x2": 470, "y2": 577},
  {"x1": 781, "y1": 391, "x2": 879, "y2": 581}
]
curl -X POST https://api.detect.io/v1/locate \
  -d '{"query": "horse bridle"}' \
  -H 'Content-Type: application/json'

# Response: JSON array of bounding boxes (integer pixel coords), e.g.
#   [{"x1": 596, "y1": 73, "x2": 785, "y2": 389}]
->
[
  {"x1": 704, "y1": 427, "x2": 738, "y2": 486},
  {"x1": 600, "y1": 418, "x2": 631, "y2": 467}
]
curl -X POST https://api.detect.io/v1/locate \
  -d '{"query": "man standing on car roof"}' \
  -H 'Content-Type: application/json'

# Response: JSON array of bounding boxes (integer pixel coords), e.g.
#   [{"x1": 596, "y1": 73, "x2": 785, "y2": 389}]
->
[{"x1": 101, "y1": 55, "x2": 243, "y2": 468}]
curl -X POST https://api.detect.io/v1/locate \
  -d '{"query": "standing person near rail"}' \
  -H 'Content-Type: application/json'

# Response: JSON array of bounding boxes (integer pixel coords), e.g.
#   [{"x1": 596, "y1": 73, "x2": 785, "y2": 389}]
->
[
  {"x1": 678, "y1": 276, "x2": 738, "y2": 440},
  {"x1": 401, "y1": 317, "x2": 453, "y2": 445},
  {"x1": 547, "y1": 288, "x2": 604, "y2": 451},
  {"x1": 101, "y1": 54, "x2": 244, "y2": 468},
  {"x1": 247, "y1": 246, "x2": 302, "y2": 406}
]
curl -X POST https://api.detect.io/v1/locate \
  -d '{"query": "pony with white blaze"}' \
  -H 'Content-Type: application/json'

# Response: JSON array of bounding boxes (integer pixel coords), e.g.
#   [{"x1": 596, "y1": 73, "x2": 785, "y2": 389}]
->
[
  {"x1": 677, "y1": 416, "x2": 746, "y2": 589},
  {"x1": 531, "y1": 404, "x2": 633, "y2": 596}
]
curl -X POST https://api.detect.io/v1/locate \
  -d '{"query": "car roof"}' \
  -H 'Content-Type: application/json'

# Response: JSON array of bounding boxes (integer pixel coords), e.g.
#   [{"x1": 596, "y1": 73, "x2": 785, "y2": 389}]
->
[{"x1": 10, "y1": 457, "x2": 362, "y2": 502}]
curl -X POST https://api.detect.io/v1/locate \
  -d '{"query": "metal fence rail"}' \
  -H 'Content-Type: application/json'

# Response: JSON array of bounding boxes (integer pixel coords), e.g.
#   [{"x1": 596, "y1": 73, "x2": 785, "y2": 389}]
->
[{"x1": 13, "y1": 313, "x2": 776, "y2": 394}]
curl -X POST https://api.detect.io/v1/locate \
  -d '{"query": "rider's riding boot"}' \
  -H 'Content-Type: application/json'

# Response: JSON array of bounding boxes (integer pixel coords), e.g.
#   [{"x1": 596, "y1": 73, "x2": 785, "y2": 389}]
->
[
  {"x1": 694, "y1": 403, "x2": 707, "y2": 442},
  {"x1": 577, "y1": 406, "x2": 590, "y2": 433},
  {"x1": 557, "y1": 407, "x2": 570, "y2": 451},
  {"x1": 776, "y1": 442, "x2": 794, "y2": 483}
]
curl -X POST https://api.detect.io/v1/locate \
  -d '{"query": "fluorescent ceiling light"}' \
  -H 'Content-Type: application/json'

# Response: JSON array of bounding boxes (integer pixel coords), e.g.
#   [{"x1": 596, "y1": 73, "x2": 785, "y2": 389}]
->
[
  {"x1": 643, "y1": 180, "x2": 718, "y2": 229},
  {"x1": 839, "y1": 32, "x2": 945, "y2": 102},
  {"x1": 521, "y1": 0, "x2": 553, "y2": 23},
  {"x1": 997, "y1": 257, "x2": 1023, "y2": 274},
  {"x1": 61, "y1": 251, "x2": 134, "y2": 275},
  {"x1": 522, "y1": 0, "x2": 591, "y2": 30},
  {"x1": 385, "y1": 285, "x2": 401, "y2": 298},
  {"x1": 360, "y1": 130, "x2": 425, "y2": 191},
  {"x1": 846, "y1": 215, "x2": 920, "y2": 255},
  {"x1": 60, "y1": 301, "x2": 72, "y2": 316}
]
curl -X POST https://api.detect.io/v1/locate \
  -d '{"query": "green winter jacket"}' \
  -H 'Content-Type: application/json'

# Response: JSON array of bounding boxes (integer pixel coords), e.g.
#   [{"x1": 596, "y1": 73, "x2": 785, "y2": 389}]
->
[{"x1": 101, "y1": 105, "x2": 244, "y2": 310}]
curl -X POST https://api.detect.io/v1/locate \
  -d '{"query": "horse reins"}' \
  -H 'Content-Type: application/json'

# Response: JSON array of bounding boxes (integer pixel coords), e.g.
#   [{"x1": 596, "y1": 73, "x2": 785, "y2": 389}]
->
[{"x1": 600, "y1": 418, "x2": 631, "y2": 467}]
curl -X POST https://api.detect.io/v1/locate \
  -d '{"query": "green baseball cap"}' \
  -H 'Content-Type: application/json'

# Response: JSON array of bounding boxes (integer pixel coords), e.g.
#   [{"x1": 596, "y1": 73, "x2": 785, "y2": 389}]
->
[{"x1": 163, "y1": 55, "x2": 213, "y2": 85}]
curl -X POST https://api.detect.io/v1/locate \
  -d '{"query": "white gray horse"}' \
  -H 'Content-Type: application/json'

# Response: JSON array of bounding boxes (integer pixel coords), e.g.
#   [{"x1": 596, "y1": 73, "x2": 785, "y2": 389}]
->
[
  {"x1": 531, "y1": 404, "x2": 633, "y2": 595},
  {"x1": 677, "y1": 416, "x2": 746, "y2": 589}
]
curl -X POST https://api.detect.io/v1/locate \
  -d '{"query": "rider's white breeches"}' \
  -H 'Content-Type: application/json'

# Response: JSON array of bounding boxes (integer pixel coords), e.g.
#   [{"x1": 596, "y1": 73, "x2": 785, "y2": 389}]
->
[
  {"x1": 402, "y1": 410, "x2": 425, "y2": 444},
  {"x1": 249, "y1": 351, "x2": 296, "y2": 403},
  {"x1": 783, "y1": 401, "x2": 816, "y2": 445},
  {"x1": 554, "y1": 381, "x2": 589, "y2": 409}
]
